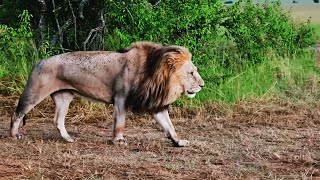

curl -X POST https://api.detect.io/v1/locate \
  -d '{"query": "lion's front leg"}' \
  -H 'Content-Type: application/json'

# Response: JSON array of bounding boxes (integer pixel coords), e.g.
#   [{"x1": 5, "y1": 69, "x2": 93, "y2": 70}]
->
[
  {"x1": 153, "y1": 109, "x2": 189, "y2": 147},
  {"x1": 112, "y1": 96, "x2": 127, "y2": 145}
]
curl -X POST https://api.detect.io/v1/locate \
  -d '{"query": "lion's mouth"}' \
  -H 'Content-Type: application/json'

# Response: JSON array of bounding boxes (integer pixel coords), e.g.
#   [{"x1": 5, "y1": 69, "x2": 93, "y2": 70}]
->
[
  {"x1": 186, "y1": 91, "x2": 197, "y2": 98},
  {"x1": 187, "y1": 91, "x2": 196, "y2": 95}
]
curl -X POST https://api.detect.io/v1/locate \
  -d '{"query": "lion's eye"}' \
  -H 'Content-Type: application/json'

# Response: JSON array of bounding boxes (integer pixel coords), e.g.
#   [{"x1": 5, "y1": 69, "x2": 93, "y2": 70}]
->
[{"x1": 190, "y1": 71, "x2": 194, "y2": 75}]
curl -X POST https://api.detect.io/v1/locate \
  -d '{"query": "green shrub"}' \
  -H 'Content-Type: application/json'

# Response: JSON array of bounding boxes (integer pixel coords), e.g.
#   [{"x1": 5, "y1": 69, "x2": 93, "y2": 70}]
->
[
  {"x1": 0, "y1": 10, "x2": 33, "y2": 50},
  {"x1": 0, "y1": 10, "x2": 42, "y2": 93},
  {"x1": 0, "y1": 1, "x2": 318, "y2": 104},
  {"x1": 103, "y1": 0, "x2": 315, "y2": 66}
]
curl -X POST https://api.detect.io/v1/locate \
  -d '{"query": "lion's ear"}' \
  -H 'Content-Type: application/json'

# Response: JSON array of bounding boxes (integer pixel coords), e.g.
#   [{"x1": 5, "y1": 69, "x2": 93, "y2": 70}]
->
[
  {"x1": 165, "y1": 50, "x2": 187, "y2": 70},
  {"x1": 146, "y1": 46, "x2": 179, "y2": 72},
  {"x1": 146, "y1": 45, "x2": 190, "y2": 72},
  {"x1": 165, "y1": 54, "x2": 180, "y2": 70}
]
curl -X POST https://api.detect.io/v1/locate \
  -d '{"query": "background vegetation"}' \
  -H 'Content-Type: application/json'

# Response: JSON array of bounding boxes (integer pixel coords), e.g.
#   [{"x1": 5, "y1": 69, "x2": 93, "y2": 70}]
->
[
  {"x1": 1, "y1": 2, "x2": 319, "y2": 179},
  {"x1": 0, "y1": 0, "x2": 319, "y2": 105}
]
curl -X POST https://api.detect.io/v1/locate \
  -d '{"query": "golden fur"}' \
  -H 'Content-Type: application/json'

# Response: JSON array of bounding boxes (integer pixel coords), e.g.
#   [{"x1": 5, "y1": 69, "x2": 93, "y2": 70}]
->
[
  {"x1": 10, "y1": 42, "x2": 204, "y2": 146},
  {"x1": 125, "y1": 42, "x2": 193, "y2": 112}
]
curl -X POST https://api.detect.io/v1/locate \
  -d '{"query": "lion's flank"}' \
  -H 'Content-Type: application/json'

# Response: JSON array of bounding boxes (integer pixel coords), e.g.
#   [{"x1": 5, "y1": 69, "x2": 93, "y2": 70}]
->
[{"x1": 124, "y1": 42, "x2": 191, "y2": 113}]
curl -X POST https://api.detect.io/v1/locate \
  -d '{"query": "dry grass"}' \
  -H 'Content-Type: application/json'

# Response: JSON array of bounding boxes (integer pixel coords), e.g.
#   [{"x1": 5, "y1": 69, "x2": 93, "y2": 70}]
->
[
  {"x1": 0, "y1": 95, "x2": 319, "y2": 179},
  {"x1": 284, "y1": 4, "x2": 320, "y2": 24},
  {"x1": 1, "y1": 4, "x2": 320, "y2": 180}
]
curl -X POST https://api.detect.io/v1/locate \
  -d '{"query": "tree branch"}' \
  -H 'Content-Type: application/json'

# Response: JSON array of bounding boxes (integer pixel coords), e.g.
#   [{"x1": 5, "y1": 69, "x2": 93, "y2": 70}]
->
[
  {"x1": 51, "y1": 0, "x2": 73, "y2": 50},
  {"x1": 68, "y1": 0, "x2": 78, "y2": 49},
  {"x1": 35, "y1": 0, "x2": 47, "y2": 46},
  {"x1": 51, "y1": 0, "x2": 61, "y2": 47},
  {"x1": 152, "y1": 0, "x2": 162, "y2": 7},
  {"x1": 50, "y1": 18, "x2": 72, "y2": 48},
  {"x1": 83, "y1": 10, "x2": 105, "y2": 50},
  {"x1": 51, "y1": 0, "x2": 61, "y2": 32},
  {"x1": 79, "y1": 0, "x2": 89, "y2": 19}
]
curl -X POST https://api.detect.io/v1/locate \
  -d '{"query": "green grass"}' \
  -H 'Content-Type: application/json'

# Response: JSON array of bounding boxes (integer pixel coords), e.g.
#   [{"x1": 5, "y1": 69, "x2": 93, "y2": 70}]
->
[
  {"x1": 191, "y1": 50, "x2": 319, "y2": 104},
  {"x1": 1, "y1": 2, "x2": 320, "y2": 107},
  {"x1": 188, "y1": 2, "x2": 320, "y2": 106},
  {"x1": 1, "y1": 39, "x2": 319, "y2": 107},
  {"x1": 313, "y1": 24, "x2": 320, "y2": 42},
  {"x1": 0, "y1": 39, "x2": 39, "y2": 94}
]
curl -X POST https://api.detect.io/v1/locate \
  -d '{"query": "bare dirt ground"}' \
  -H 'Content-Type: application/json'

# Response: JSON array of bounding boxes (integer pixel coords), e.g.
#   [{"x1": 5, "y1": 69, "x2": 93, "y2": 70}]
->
[{"x1": 0, "y1": 95, "x2": 319, "y2": 179}]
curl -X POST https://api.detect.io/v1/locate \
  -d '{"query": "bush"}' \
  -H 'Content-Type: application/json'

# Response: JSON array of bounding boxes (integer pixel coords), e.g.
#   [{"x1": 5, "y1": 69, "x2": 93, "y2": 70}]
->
[
  {"x1": 0, "y1": 10, "x2": 33, "y2": 51},
  {"x1": 102, "y1": 0, "x2": 316, "y2": 104},
  {"x1": 103, "y1": 0, "x2": 315, "y2": 67},
  {"x1": 0, "y1": 1, "x2": 318, "y2": 103},
  {"x1": 0, "y1": 10, "x2": 41, "y2": 93}
]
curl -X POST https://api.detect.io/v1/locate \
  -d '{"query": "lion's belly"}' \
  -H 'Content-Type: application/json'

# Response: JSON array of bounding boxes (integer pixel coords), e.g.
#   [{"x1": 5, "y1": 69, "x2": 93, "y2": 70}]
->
[
  {"x1": 59, "y1": 71, "x2": 115, "y2": 103},
  {"x1": 70, "y1": 78, "x2": 114, "y2": 103},
  {"x1": 74, "y1": 86, "x2": 113, "y2": 103}
]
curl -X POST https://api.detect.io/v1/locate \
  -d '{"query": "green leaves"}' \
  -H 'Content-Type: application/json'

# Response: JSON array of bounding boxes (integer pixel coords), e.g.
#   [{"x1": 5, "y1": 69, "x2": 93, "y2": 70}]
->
[
  {"x1": 0, "y1": 1, "x2": 317, "y2": 102},
  {"x1": 216, "y1": 0, "x2": 315, "y2": 67},
  {"x1": 0, "y1": 10, "x2": 33, "y2": 51}
]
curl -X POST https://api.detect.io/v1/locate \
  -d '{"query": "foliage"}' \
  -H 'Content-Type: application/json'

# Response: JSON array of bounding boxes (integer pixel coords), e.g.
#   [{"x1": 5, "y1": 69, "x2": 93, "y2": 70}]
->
[
  {"x1": 0, "y1": 0, "x2": 319, "y2": 104},
  {"x1": 0, "y1": 10, "x2": 39, "y2": 91},
  {"x1": 0, "y1": 10, "x2": 33, "y2": 50},
  {"x1": 102, "y1": 0, "x2": 316, "y2": 103},
  {"x1": 224, "y1": 0, "x2": 314, "y2": 63}
]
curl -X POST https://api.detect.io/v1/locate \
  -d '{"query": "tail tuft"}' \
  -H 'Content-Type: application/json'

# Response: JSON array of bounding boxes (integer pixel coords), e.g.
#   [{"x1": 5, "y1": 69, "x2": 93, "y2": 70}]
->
[
  {"x1": 22, "y1": 116, "x2": 27, "y2": 126},
  {"x1": 10, "y1": 114, "x2": 14, "y2": 129}
]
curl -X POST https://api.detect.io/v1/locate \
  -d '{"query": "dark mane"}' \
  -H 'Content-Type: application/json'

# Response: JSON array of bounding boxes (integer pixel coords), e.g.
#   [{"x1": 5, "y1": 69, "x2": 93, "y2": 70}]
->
[
  {"x1": 125, "y1": 42, "x2": 189, "y2": 113},
  {"x1": 116, "y1": 47, "x2": 132, "y2": 53}
]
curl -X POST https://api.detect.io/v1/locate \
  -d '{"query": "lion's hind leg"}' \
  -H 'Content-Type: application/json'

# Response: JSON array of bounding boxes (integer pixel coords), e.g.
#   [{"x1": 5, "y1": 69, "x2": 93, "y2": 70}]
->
[
  {"x1": 51, "y1": 91, "x2": 75, "y2": 143},
  {"x1": 10, "y1": 99, "x2": 31, "y2": 139},
  {"x1": 11, "y1": 90, "x2": 49, "y2": 139}
]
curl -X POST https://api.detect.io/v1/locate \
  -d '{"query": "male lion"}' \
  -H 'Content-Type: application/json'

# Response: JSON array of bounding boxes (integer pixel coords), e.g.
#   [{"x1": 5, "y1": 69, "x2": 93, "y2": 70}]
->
[{"x1": 10, "y1": 42, "x2": 204, "y2": 147}]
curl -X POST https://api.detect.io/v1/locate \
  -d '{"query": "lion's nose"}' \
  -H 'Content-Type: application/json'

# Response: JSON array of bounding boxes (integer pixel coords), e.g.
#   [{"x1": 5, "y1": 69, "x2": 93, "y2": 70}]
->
[
  {"x1": 199, "y1": 79, "x2": 205, "y2": 87},
  {"x1": 198, "y1": 78, "x2": 205, "y2": 88}
]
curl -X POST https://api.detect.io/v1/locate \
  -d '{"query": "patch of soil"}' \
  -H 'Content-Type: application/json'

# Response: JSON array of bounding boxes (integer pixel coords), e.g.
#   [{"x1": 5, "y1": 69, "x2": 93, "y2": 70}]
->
[{"x1": 0, "y1": 94, "x2": 319, "y2": 179}]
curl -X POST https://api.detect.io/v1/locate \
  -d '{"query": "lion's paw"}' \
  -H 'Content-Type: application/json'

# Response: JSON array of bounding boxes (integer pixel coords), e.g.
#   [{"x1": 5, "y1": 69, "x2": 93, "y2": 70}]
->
[
  {"x1": 176, "y1": 139, "x2": 189, "y2": 147},
  {"x1": 12, "y1": 133, "x2": 24, "y2": 140},
  {"x1": 113, "y1": 138, "x2": 128, "y2": 146},
  {"x1": 63, "y1": 136, "x2": 75, "y2": 143}
]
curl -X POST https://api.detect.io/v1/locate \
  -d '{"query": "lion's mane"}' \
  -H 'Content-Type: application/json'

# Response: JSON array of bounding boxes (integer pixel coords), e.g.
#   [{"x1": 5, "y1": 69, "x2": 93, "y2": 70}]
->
[{"x1": 121, "y1": 42, "x2": 191, "y2": 113}]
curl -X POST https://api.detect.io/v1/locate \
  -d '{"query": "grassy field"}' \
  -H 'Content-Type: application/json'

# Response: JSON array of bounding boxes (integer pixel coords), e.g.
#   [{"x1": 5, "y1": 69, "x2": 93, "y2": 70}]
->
[
  {"x1": 0, "y1": 3, "x2": 320, "y2": 180},
  {"x1": 284, "y1": 4, "x2": 320, "y2": 24}
]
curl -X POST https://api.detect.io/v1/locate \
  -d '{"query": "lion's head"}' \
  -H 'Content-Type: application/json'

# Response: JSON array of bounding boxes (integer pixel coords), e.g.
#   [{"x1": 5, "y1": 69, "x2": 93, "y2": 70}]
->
[
  {"x1": 125, "y1": 42, "x2": 204, "y2": 113},
  {"x1": 172, "y1": 59, "x2": 205, "y2": 99}
]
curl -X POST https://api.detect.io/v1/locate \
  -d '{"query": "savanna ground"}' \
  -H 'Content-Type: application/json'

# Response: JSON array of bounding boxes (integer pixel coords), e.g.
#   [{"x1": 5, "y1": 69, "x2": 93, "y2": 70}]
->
[
  {"x1": 0, "y1": 93, "x2": 320, "y2": 179},
  {"x1": 1, "y1": 4, "x2": 320, "y2": 180}
]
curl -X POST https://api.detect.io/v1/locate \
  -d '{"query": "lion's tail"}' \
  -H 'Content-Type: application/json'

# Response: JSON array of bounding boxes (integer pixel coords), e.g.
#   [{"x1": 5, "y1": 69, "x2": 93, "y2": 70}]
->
[{"x1": 22, "y1": 116, "x2": 27, "y2": 126}]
